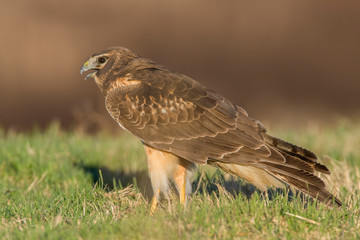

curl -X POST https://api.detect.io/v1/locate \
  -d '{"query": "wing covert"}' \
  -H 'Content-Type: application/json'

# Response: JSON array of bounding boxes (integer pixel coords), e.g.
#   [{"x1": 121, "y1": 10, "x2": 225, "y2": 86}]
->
[{"x1": 105, "y1": 66, "x2": 266, "y2": 163}]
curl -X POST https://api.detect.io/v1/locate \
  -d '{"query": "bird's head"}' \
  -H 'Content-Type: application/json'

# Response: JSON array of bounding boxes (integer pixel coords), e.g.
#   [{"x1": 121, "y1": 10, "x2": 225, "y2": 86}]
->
[{"x1": 80, "y1": 47, "x2": 139, "y2": 93}]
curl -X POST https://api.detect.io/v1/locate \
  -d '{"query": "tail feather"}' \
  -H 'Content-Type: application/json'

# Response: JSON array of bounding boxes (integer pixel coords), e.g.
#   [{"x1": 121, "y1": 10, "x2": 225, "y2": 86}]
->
[
  {"x1": 264, "y1": 134, "x2": 317, "y2": 163},
  {"x1": 265, "y1": 134, "x2": 330, "y2": 174},
  {"x1": 274, "y1": 148, "x2": 330, "y2": 174},
  {"x1": 262, "y1": 134, "x2": 340, "y2": 205},
  {"x1": 214, "y1": 133, "x2": 342, "y2": 206},
  {"x1": 256, "y1": 162, "x2": 326, "y2": 188},
  {"x1": 270, "y1": 172, "x2": 342, "y2": 206}
]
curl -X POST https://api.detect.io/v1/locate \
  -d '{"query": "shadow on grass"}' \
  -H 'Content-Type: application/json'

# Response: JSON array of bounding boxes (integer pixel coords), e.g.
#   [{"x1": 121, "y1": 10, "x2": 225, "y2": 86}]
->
[
  {"x1": 193, "y1": 172, "x2": 303, "y2": 204},
  {"x1": 79, "y1": 165, "x2": 154, "y2": 200},
  {"x1": 77, "y1": 164, "x2": 309, "y2": 205}
]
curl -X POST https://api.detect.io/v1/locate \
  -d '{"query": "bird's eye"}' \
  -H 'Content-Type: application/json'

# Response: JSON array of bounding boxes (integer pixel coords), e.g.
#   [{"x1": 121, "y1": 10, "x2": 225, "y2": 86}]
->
[{"x1": 97, "y1": 57, "x2": 106, "y2": 64}]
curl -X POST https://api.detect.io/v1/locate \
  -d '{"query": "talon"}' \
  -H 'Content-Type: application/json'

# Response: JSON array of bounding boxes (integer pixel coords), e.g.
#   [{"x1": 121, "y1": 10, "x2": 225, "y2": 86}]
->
[{"x1": 149, "y1": 189, "x2": 160, "y2": 215}]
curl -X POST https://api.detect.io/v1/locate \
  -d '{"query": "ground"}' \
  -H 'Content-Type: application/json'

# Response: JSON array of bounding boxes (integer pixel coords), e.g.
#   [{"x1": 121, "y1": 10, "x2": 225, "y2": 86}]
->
[{"x1": 1, "y1": 121, "x2": 359, "y2": 239}]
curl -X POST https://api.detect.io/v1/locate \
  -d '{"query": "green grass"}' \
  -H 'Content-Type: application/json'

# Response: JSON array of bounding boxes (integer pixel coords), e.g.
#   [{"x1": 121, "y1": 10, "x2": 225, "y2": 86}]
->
[{"x1": 1, "y1": 121, "x2": 360, "y2": 239}]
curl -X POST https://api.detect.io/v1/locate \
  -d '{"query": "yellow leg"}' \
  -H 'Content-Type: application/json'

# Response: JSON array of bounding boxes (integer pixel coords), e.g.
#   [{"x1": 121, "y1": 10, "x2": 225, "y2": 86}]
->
[
  {"x1": 180, "y1": 177, "x2": 186, "y2": 205},
  {"x1": 150, "y1": 189, "x2": 160, "y2": 215},
  {"x1": 173, "y1": 164, "x2": 187, "y2": 205}
]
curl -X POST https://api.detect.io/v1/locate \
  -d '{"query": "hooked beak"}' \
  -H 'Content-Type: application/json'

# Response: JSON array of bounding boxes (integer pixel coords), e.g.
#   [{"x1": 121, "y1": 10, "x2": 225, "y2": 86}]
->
[{"x1": 80, "y1": 59, "x2": 98, "y2": 80}]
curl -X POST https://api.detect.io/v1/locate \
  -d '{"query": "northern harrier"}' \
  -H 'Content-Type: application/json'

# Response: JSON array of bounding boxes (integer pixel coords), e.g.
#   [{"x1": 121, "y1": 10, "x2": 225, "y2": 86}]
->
[{"x1": 80, "y1": 47, "x2": 341, "y2": 213}]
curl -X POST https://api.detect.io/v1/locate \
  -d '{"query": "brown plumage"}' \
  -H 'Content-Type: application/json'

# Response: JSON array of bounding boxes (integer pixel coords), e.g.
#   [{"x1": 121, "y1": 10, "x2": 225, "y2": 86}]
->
[{"x1": 80, "y1": 47, "x2": 341, "y2": 211}]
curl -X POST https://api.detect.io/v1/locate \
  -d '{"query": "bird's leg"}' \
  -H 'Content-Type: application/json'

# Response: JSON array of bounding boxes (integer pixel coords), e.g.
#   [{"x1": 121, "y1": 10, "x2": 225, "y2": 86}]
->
[
  {"x1": 144, "y1": 145, "x2": 179, "y2": 214},
  {"x1": 173, "y1": 164, "x2": 187, "y2": 205},
  {"x1": 173, "y1": 158, "x2": 195, "y2": 207}
]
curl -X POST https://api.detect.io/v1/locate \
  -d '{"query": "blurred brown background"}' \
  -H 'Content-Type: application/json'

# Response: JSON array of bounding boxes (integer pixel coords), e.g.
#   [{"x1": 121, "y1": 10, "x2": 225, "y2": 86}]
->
[{"x1": 1, "y1": 0, "x2": 359, "y2": 130}]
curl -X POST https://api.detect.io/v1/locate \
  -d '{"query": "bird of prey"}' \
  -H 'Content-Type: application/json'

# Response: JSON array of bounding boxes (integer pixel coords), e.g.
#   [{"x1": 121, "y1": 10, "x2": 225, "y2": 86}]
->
[{"x1": 80, "y1": 47, "x2": 341, "y2": 213}]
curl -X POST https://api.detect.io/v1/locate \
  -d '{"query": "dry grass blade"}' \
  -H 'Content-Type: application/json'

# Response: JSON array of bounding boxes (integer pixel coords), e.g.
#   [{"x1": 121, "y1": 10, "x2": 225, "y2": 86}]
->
[
  {"x1": 284, "y1": 212, "x2": 320, "y2": 226},
  {"x1": 194, "y1": 172, "x2": 204, "y2": 196},
  {"x1": 104, "y1": 185, "x2": 136, "y2": 200},
  {"x1": 25, "y1": 172, "x2": 47, "y2": 193}
]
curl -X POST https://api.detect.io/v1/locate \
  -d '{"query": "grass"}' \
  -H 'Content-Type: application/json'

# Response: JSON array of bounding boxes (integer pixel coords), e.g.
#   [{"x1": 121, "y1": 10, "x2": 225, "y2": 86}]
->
[{"x1": 1, "y1": 121, "x2": 360, "y2": 239}]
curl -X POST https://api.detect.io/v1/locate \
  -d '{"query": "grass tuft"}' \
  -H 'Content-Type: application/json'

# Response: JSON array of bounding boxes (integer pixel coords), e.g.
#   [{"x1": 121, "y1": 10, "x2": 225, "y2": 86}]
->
[{"x1": 1, "y1": 121, "x2": 360, "y2": 239}]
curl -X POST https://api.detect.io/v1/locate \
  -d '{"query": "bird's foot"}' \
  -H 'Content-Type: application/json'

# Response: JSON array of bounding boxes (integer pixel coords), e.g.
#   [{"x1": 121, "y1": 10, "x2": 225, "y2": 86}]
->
[{"x1": 149, "y1": 189, "x2": 160, "y2": 215}]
